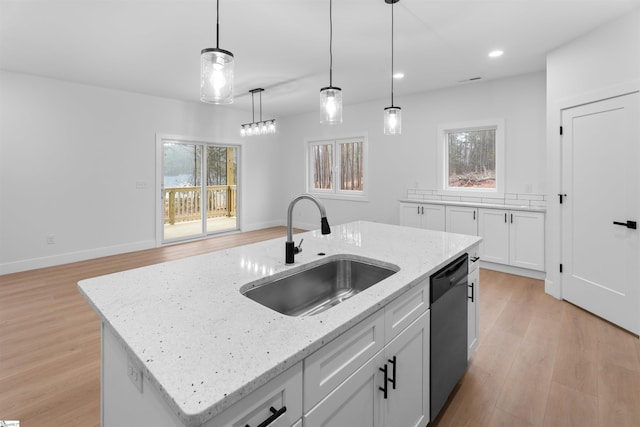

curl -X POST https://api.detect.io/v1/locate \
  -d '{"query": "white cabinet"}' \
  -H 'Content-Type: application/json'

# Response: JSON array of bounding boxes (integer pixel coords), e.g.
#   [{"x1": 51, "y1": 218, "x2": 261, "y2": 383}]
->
[
  {"x1": 305, "y1": 349, "x2": 384, "y2": 427},
  {"x1": 304, "y1": 311, "x2": 430, "y2": 427},
  {"x1": 304, "y1": 279, "x2": 430, "y2": 427},
  {"x1": 445, "y1": 206, "x2": 478, "y2": 236},
  {"x1": 478, "y1": 208, "x2": 545, "y2": 271},
  {"x1": 509, "y1": 210, "x2": 545, "y2": 270},
  {"x1": 399, "y1": 203, "x2": 445, "y2": 231},
  {"x1": 467, "y1": 249, "x2": 480, "y2": 359},
  {"x1": 205, "y1": 362, "x2": 302, "y2": 427},
  {"x1": 382, "y1": 310, "x2": 430, "y2": 427}
]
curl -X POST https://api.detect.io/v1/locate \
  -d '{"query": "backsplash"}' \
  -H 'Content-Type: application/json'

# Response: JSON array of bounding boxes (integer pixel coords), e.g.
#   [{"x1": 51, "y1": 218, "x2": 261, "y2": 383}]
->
[{"x1": 406, "y1": 189, "x2": 547, "y2": 209}]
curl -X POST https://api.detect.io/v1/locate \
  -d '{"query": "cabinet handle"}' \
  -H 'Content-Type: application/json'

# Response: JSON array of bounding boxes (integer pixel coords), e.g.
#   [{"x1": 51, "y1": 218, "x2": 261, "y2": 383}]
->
[
  {"x1": 504, "y1": 213, "x2": 507, "y2": 223},
  {"x1": 379, "y1": 365, "x2": 388, "y2": 399},
  {"x1": 388, "y1": 356, "x2": 397, "y2": 390},
  {"x1": 468, "y1": 282, "x2": 475, "y2": 302},
  {"x1": 510, "y1": 213, "x2": 513, "y2": 224},
  {"x1": 417, "y1": 206, "x2": 420, "y2": 214},
  {"x1": 245, "y1": 406, "x2": 287, "y2": 427},
  {"x1": 421, "y1": 206, "x2": 424, "y2": 215},
  {"x1": 470, "y1": 256, "x2": 480, "y2": 263},
  {"x1": 473, "y1": 211, "x2": 476, "y2": 220}
]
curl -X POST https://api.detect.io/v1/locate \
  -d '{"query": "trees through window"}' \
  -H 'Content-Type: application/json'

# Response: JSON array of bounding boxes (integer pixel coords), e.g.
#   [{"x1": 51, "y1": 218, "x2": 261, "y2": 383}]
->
[{"x1": 308, "y1": 137, "x2": 367, "y2": 199}]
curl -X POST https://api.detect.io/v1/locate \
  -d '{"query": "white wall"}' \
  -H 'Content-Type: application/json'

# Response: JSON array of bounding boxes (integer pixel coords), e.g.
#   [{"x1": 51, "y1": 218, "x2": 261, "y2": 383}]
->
[
  {"x1": 279, "y1": 71, "x2": 547, "y2": 230},
  {"x1": 0, "y1": 71, "x2": 283, "y2": 274},
  {"x1": 545, "y1": 8, "x2": 640, "y2": 297}
]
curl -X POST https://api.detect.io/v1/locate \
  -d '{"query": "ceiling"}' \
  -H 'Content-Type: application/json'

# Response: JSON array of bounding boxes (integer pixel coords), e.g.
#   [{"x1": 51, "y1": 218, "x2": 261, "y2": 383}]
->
[{"x1": 1, "y1": 0, "x2": 639, "y2": 117}]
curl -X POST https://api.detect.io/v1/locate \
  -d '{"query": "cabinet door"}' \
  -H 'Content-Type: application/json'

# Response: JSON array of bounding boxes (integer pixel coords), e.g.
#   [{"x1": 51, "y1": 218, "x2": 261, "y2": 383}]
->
[
  {"x1": 478, "y1": 208, "x2": 509, "y2": 265},
  {"x1": 467, "y1": 268, "x2": 480, "y2": 359},
  {"x1": 383, "y1": 310, "x2": 430, "y2": 427},
  {"x1": 445, "y1": 206, "x2": 478, "y2": 236},
  {"x1": 304, "y1": 351, "x2": 385, "y2": 427},
  {"x1": 422, "y1": 204, "x2": 446, "y2": 231},
  {"x1": 399, "y1": 203, "x2": 422, "y2": 228},
  {"x1": 509, "y1": 211, "x2": 545, "y2": 271}
]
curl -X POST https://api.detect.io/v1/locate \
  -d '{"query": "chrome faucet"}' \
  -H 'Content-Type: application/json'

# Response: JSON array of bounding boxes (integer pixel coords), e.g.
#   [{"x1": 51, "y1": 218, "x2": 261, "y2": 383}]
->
[{"x1": 286, "y1": 194, "x2": 331, "y2": 264}]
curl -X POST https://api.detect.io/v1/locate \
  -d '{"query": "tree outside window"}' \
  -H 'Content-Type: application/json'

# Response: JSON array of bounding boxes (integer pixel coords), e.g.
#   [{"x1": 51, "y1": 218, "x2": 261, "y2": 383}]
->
[
  {"x1": 438, "y1": 119, "x2": 505, "y2": 195},
  {"x1": 307, "y1": 137, "x2": 367, "y2": 200}
]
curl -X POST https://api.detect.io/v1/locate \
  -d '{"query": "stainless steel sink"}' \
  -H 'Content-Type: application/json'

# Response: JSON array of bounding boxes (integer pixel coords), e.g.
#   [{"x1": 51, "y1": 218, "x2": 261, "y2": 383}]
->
[{"x1": 241, "y1": 256, "x2": 399, "y2": 317}]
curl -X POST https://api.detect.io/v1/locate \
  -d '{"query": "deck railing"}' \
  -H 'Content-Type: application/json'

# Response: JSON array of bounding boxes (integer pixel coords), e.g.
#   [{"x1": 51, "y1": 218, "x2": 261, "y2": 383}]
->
[{"x1": 164, "y1": 185, "x2": 237, "y2": 225}]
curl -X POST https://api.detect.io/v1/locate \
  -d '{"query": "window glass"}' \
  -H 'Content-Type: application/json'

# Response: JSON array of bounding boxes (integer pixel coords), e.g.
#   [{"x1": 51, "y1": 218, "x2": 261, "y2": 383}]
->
[
  {"x1": 310, "y1": 143, "x2": 333, "y2": 190},
  {"x1": 307, "y1": 137, "x2": 367, "y2": 200},
  {"x1": 339, "y1": 141, "x2": 364, "y2": 191},
  {"x1": 447, "y1": 129, "x2": 496, "y2": 189}
]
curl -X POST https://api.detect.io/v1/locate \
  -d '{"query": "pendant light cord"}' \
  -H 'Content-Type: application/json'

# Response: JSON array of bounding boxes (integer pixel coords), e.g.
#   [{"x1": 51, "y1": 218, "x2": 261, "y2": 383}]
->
[
  {"x1": 391, "y1": 0, "x2": 394, "y2": 106},
  {"x1": 329, "y1": 0, "x2": 334, "y2": 86},
  {"x1": 259, "y1": 90, "x2": 263, "y2": 121},
  {"x1": 216, "y1": 0, "x2": 220, "y2": 49}
]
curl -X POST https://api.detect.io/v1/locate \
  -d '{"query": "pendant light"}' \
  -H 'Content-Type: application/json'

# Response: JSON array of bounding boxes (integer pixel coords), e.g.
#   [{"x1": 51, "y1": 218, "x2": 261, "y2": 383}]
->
[
  {"x1": 200, "y1": 0, "x2": 234, "y2": 104},
  {"x1": 240, "y1": 89, "x2": 277, "y2": 136},
  {"x1": 384, "y1": 0, "x2": 401, "y2": 135},
  {"x1": 320, "y1": 0, "x2": 342, "y2": 124}
]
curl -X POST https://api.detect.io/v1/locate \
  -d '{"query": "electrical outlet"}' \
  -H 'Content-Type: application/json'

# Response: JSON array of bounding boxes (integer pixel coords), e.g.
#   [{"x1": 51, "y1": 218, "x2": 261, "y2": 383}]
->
[
  {"x1": 46, "y1": 234, "x2": 56, "y2": 245},
  {"x1": 127, "y1": 355, "x2": 143, "y2": 393}
]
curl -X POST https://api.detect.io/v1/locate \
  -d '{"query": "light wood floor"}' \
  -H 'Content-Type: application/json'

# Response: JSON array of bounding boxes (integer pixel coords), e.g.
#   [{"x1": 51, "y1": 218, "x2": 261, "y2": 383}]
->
[{"x1": 1, "y1": 228, "x2": 639, "y2": 426}]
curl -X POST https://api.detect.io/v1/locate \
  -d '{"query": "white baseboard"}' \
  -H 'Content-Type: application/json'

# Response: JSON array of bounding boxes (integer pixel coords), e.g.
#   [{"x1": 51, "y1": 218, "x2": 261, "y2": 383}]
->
[
  {"x1": 480, "y1": 260, "x2": 547, "y2": 280},
  {"x1": 0, "y1": 240, "x2": 156, "y2": 275}
]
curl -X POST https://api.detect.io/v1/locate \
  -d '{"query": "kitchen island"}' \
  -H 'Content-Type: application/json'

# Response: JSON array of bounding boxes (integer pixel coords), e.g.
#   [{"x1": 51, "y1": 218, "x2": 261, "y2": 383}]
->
[{"x1": 78, "y1": 221, "x2": 481, "y2": 427}]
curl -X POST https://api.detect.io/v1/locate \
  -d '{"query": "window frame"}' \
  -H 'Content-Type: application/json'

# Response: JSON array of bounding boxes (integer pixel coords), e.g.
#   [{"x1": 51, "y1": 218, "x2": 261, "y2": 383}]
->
[
  {"x1": 306, "y1": 134, "x2": 369, "y2": 201},
  {"x1": 436, "y1": 118, "x2": 505, "y2": 196}
]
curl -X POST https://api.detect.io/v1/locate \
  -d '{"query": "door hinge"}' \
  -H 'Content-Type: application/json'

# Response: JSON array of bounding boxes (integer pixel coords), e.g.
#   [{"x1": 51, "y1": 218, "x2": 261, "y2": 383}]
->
[
  {"x1": 560, "y1": 126, "x2": 563, "y2": 135},
  {"x1": 558, "y1": 193, "x2": 566, "y2": 204},
  {"x1": 559, "y1": 264, "x2": 563, "y2": 273}
]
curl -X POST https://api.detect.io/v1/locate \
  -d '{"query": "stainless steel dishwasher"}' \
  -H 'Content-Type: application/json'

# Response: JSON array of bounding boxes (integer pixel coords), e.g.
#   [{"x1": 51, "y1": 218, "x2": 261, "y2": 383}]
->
[{"x1": 429, "y1": 253, "x2": 468, "y2": 422}]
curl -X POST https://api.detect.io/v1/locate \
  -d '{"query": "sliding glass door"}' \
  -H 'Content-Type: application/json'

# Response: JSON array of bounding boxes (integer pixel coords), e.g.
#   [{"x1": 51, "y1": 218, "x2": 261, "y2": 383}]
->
[{"x1": 160, "y1": 137, "x2": 238, "y2": 243}]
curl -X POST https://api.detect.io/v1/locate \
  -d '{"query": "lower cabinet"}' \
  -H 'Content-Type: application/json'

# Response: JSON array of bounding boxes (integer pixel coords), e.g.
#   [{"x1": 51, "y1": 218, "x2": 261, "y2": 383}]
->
[
  {"x1": 478, "y1": 208, "x2": 545, "y2": 271},
  {"x1": 304, "y1": 310, "x2": 430, "y2": 427},
  {"x1": 467, "y1": 266, "x2": 480, "y2": 359}
]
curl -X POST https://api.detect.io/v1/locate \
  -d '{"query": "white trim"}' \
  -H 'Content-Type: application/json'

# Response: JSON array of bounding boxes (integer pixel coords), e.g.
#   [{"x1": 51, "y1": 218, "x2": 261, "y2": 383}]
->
[
  {"x1": 155, "y1": 133, "x2": 243, "y2": 247},
  {"x1": 0, "y1": 240, "x2": 156, "y2": 275},
  {"x1": 305, "y1": 133, "x2": 369, "y2": 201},
  {"x1": 480, "y1": 261, "x2": 546, "y2": 281},
  {"x1": 436, "y1": 118, "x2": 505, "y2": 197}
]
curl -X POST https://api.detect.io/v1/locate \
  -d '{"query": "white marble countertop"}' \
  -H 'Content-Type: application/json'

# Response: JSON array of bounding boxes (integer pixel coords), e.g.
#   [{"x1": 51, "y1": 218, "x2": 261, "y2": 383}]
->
[
  {"x1": 78, "y1": 221, "x2": 481, "y2": 426},
  {"x1": 399, "y1": 198, "x2": 546, "y2": 212}
]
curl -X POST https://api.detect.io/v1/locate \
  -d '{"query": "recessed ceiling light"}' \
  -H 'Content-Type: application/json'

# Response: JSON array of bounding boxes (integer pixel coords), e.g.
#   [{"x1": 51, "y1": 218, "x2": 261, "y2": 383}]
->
[
  {"x1": 488, "y1": 50, "x2": 504, "y2": 58},
  {"x1": 393, "y1": 72, "x2": 405, "y2": 79}
]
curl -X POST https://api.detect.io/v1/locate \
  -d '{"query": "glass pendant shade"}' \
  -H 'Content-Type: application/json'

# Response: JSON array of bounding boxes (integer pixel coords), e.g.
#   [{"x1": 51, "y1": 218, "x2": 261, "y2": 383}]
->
[
  {"x1": 200, "y1": 48, "x2": 234, "y2": 104},
  {"x1": 384, "y1": 106, "x2": 402, "y2": 135},
  {"x1": 320, "y1": 86, "x2": 343, "y2": 124}
]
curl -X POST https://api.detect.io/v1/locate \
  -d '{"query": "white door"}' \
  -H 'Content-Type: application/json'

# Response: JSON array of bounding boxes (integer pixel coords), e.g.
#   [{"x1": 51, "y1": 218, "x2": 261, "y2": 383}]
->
[{"x1": 561, "y1": 92, "x2": 640, "y2": 334}]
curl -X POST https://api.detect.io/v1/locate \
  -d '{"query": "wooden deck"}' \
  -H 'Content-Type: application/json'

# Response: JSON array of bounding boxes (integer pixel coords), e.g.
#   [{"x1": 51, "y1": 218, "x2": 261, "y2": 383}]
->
[{"x1": 163, "y1": 216, "x2": 238, "y2": 241}]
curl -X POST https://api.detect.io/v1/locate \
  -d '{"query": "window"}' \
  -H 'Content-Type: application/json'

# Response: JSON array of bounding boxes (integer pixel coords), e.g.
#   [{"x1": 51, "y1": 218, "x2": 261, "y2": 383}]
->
[
  {"x1": 437, "y1": 119, "x2": 504, "y2": 195},
  {"x1": 307, "y1": 136, "x2": 367, "y2": 200}
]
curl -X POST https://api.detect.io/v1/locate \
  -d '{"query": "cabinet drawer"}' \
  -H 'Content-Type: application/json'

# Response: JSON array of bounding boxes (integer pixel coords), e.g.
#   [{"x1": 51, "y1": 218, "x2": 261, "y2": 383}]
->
[
  {"x1": 384, "y1": 279, "x2": 429, "y2": 343},
  {"x1": 205, "y1": 362, "x2": 302, "y2": 427},
  {"x1": 303, "y1": 309, "x2": 385, "y2": 411},
  {"x1": 468, "y1": 245, "x2": 480, "y2": 273}
]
